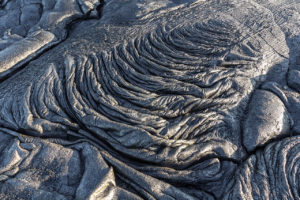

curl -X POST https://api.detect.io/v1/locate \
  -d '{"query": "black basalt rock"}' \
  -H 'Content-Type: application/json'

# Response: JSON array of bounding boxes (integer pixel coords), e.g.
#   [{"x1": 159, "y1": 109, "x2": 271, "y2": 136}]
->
[{"x1": 0, "y1": 0, "x2": 299, "y2": 199}]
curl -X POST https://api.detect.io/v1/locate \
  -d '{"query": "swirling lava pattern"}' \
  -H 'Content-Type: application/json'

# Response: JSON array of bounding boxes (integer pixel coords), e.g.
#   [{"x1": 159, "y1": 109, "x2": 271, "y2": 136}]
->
[
  {"x1": 224, "y1": 136, "x2": 300, "y2": 199},
  {"x1": 0, "y1": 0, "x2": 296, "y2": 198}
]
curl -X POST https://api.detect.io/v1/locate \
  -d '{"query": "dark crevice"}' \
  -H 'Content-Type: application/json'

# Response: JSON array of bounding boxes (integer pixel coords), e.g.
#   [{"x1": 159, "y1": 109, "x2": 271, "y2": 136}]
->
[
  {"x1": 76, "y1": 148, "x2": 86, "y2": 186},
  {"x1": 241, "y1": 128, "x2": 297, "y2": 163},
  {"x1": 76, "y1": 1, "x2": 85, "y2": 15},
  {"x1": 0, "y1": 0, "x2": 9, "y2": 8},
  {"x1": 114, "y1": 173, "x2": 154, "y2": 200},
  {"x1": 97, "y1": 0, "x2": 106, "y2": 19}
]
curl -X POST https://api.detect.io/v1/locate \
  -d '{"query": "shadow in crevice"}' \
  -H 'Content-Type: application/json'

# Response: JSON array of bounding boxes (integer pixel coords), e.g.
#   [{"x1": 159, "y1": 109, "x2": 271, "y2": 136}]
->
[{"x1": 284, "y1": 35, "x2": 300, "y2": 135}]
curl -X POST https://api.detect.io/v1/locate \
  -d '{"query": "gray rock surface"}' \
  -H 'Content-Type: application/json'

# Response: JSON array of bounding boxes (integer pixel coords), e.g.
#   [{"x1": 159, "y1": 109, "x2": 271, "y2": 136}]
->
[
  {"x1": 0, "y1": 0, "x2": 101, "y2": 79},
  {"x1": 243, "y1": 89, "x2": 291, "y2": 152},
  {"x1": 0, "y1": 0, "x2": 300, "y2": 199}
]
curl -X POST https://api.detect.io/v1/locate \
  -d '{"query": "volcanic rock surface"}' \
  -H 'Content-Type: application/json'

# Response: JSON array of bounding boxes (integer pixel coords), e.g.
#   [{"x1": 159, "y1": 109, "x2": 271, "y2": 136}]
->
[{"x1": 0, "y1": 0, "x2": 300, "y2": 199}]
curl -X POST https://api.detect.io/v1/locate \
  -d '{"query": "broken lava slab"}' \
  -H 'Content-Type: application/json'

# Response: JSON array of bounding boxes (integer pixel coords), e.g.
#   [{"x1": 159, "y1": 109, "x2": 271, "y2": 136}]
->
[{"x1": 243, "y1": 89, "x2": 291, "y2": 152}]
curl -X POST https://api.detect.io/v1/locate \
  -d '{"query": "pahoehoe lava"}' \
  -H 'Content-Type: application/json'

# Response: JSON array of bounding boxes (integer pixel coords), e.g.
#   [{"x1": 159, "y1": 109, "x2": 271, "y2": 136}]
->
[{"x1": 0, "y1": 0, "x2": 299, "y2": 199}]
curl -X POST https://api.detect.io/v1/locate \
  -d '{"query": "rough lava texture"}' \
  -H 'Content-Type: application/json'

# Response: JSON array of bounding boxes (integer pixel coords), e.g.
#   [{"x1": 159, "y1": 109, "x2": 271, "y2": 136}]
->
[
  {"x1": 0, "y1": 0, "x2": 300, "y2": 199},
  {"x1": 0, "y1": 0, "x2": 101, "y2": 79}
]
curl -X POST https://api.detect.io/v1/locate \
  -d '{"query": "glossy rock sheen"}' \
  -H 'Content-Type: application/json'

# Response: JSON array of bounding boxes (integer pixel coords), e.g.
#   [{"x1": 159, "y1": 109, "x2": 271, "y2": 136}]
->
[
  {"x1": 0, "y1": 0, "x2": 300, "y2": 199},
  {"x1": 0, "y1": 0, "x2": 101, "y2": 79}
]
